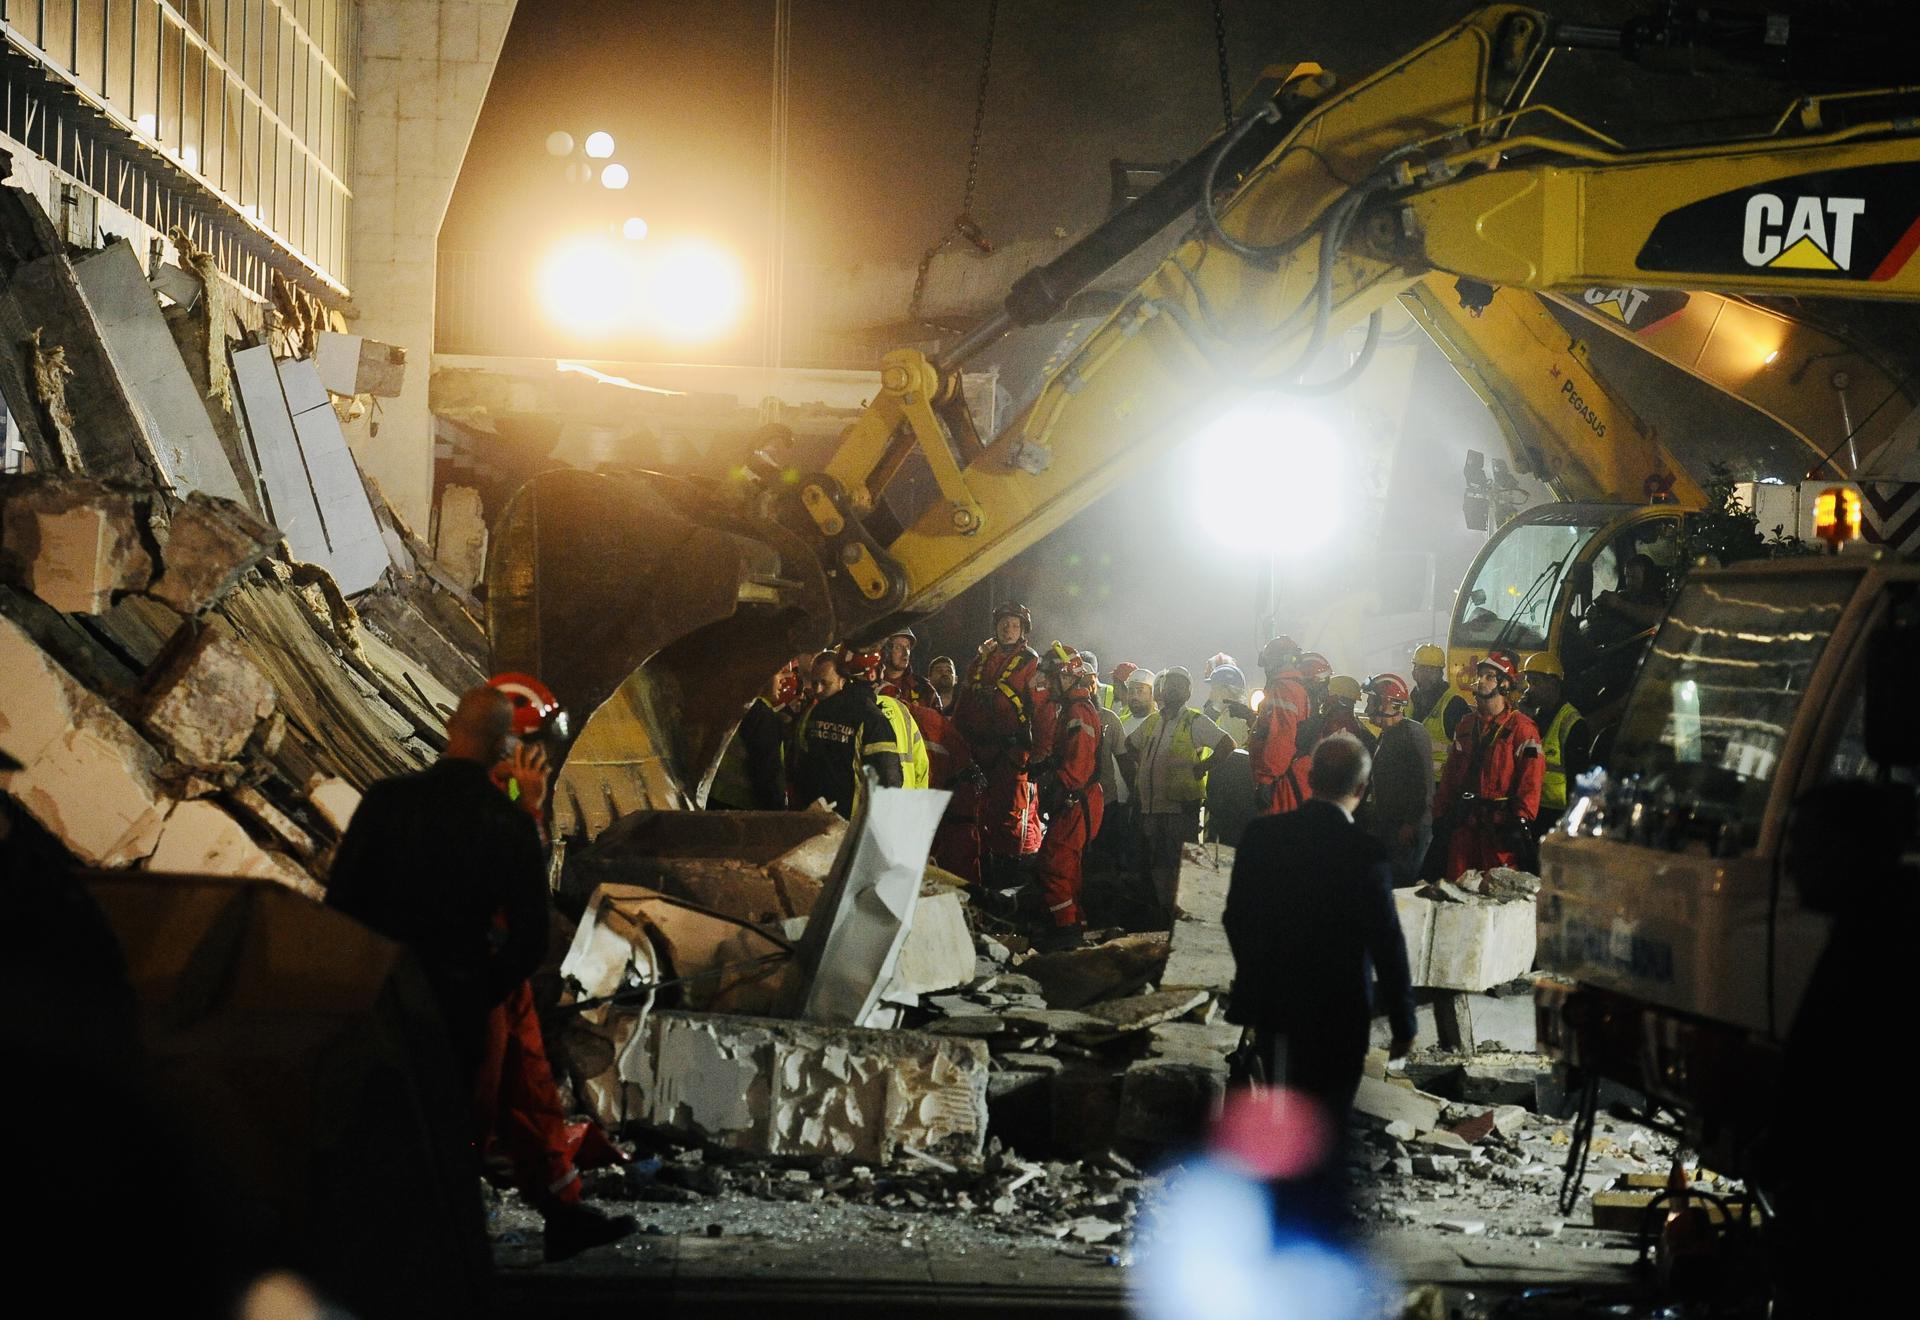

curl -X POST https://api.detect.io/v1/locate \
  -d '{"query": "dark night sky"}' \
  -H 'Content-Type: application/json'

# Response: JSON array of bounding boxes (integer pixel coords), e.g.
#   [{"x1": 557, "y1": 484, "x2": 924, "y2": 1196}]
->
[{"x1": 440, "y1": 1, "x2": 1843, "y2": 677}]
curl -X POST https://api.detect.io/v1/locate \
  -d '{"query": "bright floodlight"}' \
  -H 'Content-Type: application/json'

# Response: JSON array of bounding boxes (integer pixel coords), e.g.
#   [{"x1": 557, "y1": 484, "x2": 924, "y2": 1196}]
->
[
  {"x1": 622, "y1": 216, "x2": 649, "y2": 241},
  {"x1": 545, "y1": 130, "x2": 574, "y2": 157},
  {"x1": 584, "y1": 131, "x2": 615, "y2": 159},
  {"x1": 600, "y1": 163, "x2": 630, "y2": 190},
  {"x1": 636, "y1": 241, "x2": 745, "y2": 343},
  {"x1": 1189, "y1": 402, "x2": 1348, "y2": 552},
  {"x1": 538, "y1": 238, "x2": 636, "y2": 336}
]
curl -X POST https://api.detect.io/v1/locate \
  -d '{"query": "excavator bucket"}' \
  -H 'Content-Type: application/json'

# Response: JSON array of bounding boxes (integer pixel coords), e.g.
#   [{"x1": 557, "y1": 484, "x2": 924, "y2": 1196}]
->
[{"x1": 486, "y1": 469, "x2": 832, "y2": 835}]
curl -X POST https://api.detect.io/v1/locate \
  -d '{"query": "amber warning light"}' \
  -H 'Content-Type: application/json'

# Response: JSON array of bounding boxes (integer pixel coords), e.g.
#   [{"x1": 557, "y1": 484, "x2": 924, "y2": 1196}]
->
[{"x1": 1814, "y1": 485, "x2": 1863, "y2": 549}]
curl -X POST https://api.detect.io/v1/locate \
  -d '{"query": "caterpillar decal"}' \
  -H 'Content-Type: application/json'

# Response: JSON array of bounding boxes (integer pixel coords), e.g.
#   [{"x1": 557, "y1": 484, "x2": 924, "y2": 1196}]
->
[{"x1": 1636, "y1": 163, "x2": 1920, "y2": 282}]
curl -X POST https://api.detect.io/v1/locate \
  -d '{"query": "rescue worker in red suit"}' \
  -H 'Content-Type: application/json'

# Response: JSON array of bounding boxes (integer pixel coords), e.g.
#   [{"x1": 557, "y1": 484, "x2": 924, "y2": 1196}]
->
[
  {"x1": 328, "y1": 682, "x2": 635, "y2": 1262},
  {"x1": 911, "y1": 698, "x2": 983, "y2": 884},
  {"x1": 879, "y1": 628, "x2": 943, "y2": 711},
  {"x1": 1030, "y1": 643, "x2": 1106, "y2": 951},
  {"x1": 1432, "y1": 650, "x2": 1544, "y2": 880},
  {"x1": 1285, "y1": 652, "x2": 1337, "y2": 793},
  {"x1": 952, "y1": 602, "x2": 1044, "y2": 887},
  {"x1": 1246, "y1": 636, "x2": 1313, "y2": 816}
]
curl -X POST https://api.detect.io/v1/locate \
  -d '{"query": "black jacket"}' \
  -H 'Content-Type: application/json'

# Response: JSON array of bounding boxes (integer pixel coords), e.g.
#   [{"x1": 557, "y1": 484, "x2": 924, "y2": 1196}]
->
[
  {"x1": 326, "y1": 758, "x2": 549, "y2": 1021},
  {"x1": 1223, "y1": 799, "x2": 1418, "y2": 1041}
]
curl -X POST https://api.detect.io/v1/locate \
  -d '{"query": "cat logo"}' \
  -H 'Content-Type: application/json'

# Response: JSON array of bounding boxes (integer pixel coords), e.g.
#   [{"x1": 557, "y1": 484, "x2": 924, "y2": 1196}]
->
[
  {"x1": 1583, "y1": 288, "x2": 1649, "y2": 322},
  {"x1": 1742, "y1": 194, "x2": 1866, "y2": 271}
]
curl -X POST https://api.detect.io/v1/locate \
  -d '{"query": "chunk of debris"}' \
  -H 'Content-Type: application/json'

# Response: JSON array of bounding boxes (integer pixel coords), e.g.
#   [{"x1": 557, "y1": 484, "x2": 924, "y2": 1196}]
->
[
  {"x1": 1354, "y1": 1074, "x2": 1444, "y2": 1133},
  {"x1": 1018, "y1": 933, "x2": 1170, "y2": 1009},
  {"x1": 566, "y1": 807, "x2": 846, "y2": 922},
  {"x1": 431, "y1": 483, "x2": 488, "y2": 591},
  {"x1": 0, "y1": 476, "x2": 153, "y2": 613},
  {"x1": 147, "y1": 492, "x2": 279, "y2": 615},
  {"x1": 1395, "y1": 885, "x2": 1537, "y2": 991},
  {"x1": 620, "y1": 1011, "x2": 989, "y2": 1164},
  {"x1": 1435, "y1": 1218, "x2": 1487, "y2": 1235},
  {"x1": 141, "y1": 618, "x2": 277, "y2": 768},
  {"x1": 303, "y1": 776, "x2": 362, "y2": 834},
  {"x1": 147, "y1": 799, "x2": 278, "y2": 879},
  {"x1": 226, "y1": 784, "x2": 317, "y2": 859},
  {"x1": 885, "y1": 889, "x2": 977, "y2": 998},
  {"x1": 1078, "y1": 988, "x2": 1211, "y2": 1037},
  {"x1": 316, "y1": 330, "x2": 406, "y2": 399},
  {"x1": 1115, "y1": 1056, "x2": 1228, "y2": 1145},
  {"x1": 1, "y1": 614, "x2": 169, "y2": 865}
]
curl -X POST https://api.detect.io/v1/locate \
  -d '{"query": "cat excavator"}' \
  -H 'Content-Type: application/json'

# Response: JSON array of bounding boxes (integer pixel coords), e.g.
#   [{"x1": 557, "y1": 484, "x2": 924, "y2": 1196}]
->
[{"x1": 487, "y1": 3, "x2": 1920, "y2": 839}]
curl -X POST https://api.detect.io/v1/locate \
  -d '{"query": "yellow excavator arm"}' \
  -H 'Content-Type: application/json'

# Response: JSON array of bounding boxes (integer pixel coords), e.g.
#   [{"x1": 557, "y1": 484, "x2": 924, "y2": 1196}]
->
[{"x1": 491, "y1": 4, "x2": 1920, "y2": 825}]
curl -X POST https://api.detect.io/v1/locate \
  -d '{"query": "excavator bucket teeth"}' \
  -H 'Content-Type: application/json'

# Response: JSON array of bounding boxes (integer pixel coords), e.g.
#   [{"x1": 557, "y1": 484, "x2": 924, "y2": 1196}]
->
[{"x1": 486, "y1": 469, "x2": 832, "y2": 832}]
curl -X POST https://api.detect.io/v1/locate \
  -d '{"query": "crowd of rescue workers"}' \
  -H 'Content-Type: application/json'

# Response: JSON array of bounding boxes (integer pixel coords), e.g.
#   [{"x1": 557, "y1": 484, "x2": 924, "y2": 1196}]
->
[{"x1": 706, "y1": 601, "x2": 1598, "y2": 953}]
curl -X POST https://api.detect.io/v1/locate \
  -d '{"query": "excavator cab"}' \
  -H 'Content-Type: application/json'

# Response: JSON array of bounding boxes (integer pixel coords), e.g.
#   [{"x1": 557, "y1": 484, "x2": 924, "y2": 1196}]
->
[{"x1": 1448, "y1": 502, "x2": 1686, "y2": 726}]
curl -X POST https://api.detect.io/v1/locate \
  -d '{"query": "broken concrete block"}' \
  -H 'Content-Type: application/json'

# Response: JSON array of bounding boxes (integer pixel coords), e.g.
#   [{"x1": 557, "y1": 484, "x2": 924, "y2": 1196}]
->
[
  {"x1": 621, "y1": 1011, "x2": 989, "y2": 1164},
  {"x1": 1020, "y1": 933, "x2": 1171, "y2": 1009},
  {"x1": 567, "y1": 884, "x2": 794, "y2": 1016},
  {"x1": 142, "y1": 619, "x2": 277, "y2": 768},
  {"x1": 1394, "y1": 888, "x2": 1538, "y2": 992},
  {"x1": 1412, "y1": 1154, "x2": 1460, "y2": 1179},
  {"x1": 1435, "y1": 1218, "x2": 1487, "y2": 1235},
  {"x1": 1115, "y1": 1056, "x2": 1228, "y2": 1146},
  {"x1": 1079, "y1": 988, "x2": 1211, "y2": 1037},
  {"x1": 432, "y1": 484, "x2": 488, "y2": 591},
  {"x1": 0, "y1": 477, "x2": 153, "y2": 613},
  {"x1": 303, "y1": 776, "x2": 362, "y2": 834},
  {"x1": 567, "y1": 807, "x2": 843, "y2": 921},
  {"x1": 1354, "y1": 1073, "x2": 1444, "y2": 1133},
  {"x1": 1, "y1": 614, "x2": 170, "y2": 865},
  {"x1": 316, "y1": 331, "x2": 406, "y2": 398},
  {"x1": 884, "y1": 890, "x2": 976, "y2": 997},
  {"x1": 1492, "y1": 1104, "x2": 1529, "y2": 1138},
  {"x1": 147, "y1": 493, "x2": 278, "y2": 614},
  {"x1": 1415, "y1": 1128, "x2": 1474, "y2": 1153},
  {"x1": 147, "y1": 800, "x2": 275, "y2": 876}
]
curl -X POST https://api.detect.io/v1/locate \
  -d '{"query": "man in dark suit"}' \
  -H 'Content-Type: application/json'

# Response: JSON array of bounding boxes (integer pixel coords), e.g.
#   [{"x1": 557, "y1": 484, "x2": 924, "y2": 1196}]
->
[{"x1": 1224, "y1": 732, "x2": 1418, "y2": 1234}]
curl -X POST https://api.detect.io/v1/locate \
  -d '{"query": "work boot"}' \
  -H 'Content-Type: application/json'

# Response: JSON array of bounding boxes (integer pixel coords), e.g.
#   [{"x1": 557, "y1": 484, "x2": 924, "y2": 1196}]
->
[
  {"x1": 1033, "y1": 922, "x2": 1085, "y2": 954},
  {"x1": 542, "y1": 1202, "x2": 637, "y2": 1262}
]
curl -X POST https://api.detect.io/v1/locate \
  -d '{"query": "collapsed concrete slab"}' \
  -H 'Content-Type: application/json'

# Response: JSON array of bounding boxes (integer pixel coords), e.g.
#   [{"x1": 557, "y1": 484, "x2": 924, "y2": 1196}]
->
[
  {"x1": 610, "y1": 1011, "x2": 991, "y2": 1165},
  {"x1": 0, "y1": 613, "x2": 170, "y2": 865},
  {"x1": 1019, "y1": 933, "x2": 1171, "y2": 1010},
  {"x1": 0, "y1": 476, "x2": 153, "y2": 613},
  {"x1": 884, "y1": 889, "x2": 976, "y2": 998},
  {"x1": 141, "y1": 618, "x2": 277, "y2": 768},
  {"x1": 1354, "y1": 1073, "x2": 1446, "y2": 1133},
  {"x1": 431, "y1": 483, "x2": 487, "y2": 591}
]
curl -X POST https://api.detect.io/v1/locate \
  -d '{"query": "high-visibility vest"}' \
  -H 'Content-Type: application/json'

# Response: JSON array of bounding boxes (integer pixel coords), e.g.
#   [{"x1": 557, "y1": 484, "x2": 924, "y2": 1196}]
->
[
  {"x1": 1541, "y1": 701, "x2": 1583, "y2": 812},
  {"x1": 1420, "y1": 691, "x2": 1464, "y2": 784},
  {"x1": 1135, "y1": 707, "x2": 1212, "y2": 806},
  {"x1": 1095, "y1": 681, "x2": 1116, "y2": 711},
  {"x1": 876, "y1": 693, "x2": 931, "y2": 789}
]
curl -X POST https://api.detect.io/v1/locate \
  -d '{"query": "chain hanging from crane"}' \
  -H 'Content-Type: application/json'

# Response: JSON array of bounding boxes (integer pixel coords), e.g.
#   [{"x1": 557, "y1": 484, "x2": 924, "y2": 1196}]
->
[
  {"x1": 907, "y1": 0, "x2": 1001, "y2": 326},
  {"x1": 1213, "y1": 0, "x2": 1234, "y2": 129}
]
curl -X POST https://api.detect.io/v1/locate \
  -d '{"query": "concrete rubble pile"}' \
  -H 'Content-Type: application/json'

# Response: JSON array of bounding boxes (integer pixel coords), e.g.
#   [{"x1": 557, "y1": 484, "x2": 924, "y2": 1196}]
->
[
  {"x1": 548, "y1": 797, "x2": 1224, "y2": 1182},
  {"x1": 1396, "y1": 867, "x2": 1540, "y2": 993},
  {"x1": 0, "y1": 178, "x2": 482, "y2": 896}
]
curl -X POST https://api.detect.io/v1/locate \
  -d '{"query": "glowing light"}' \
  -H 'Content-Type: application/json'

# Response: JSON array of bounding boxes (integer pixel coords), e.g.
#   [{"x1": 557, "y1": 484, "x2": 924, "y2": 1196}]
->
[
  {"x1": 545, "y1": 130, "x2": 575, "y2": 157},
  {"x1": 600, "y1": 163, "x2": 630, "y2": 190},
  {"x1": 584, "y1": 131, "x2": 615, "y2": 159},
  {"x1": 1763, "y1": 349, "x2": 1779, "y2": 364},
  {"x1": 622, "y1": 216, "x2": 649, "y2": 241},
  {"x1": 635, "y1": 241, "x2": 746, "y2": 343},
  {"x1": 537, "y1": 238, "x2": 638, "y2": 336},
  {"x1": 1189, "y1": 401, "x2": 1349, "y2": 552}
]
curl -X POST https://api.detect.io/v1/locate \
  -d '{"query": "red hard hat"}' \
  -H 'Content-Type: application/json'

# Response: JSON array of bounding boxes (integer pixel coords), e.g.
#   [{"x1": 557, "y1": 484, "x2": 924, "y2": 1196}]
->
[
  {"x1": 1040, "y1": 640, "x2": 1092, "y2": 685},
  {"x1": 837, "y1": 643, "x2": 884, "y2": 683},
  {"x1": 773, "y1": 661, "x2": 802, "y2": 708},
  {"x1": 1364, "y1": 672, "x2": 1411, "y2": 714},
  {"x1": 1477, "y1": 649, "x2": 1522, "y2": 685},
  {"x1": 1111, "y1": 661, "x2": 1139, "y2": 686},
  {"x1": 1203, "y1": 651, "x2": 1237, "y2": 680},
  {"x1": 488, "y1": 672, "x2": 567, "y2": 738},
  {"x1": 1298, "y1": 652, "x2": 1332, "y2": 684}
]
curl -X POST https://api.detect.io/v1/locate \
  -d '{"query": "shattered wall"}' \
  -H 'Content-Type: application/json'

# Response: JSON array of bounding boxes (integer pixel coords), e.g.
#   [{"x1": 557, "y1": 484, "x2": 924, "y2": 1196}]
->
[{"x1": 0, "y1": 179, "x2": 490, "y2": 895}]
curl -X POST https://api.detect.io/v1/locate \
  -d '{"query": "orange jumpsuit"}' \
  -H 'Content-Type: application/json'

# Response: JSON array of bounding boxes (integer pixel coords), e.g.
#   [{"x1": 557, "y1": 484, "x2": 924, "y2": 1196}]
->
[
  {"x1": 1248, "y1": 669, "x2": 1311, "y2": 815},
  {"x1": 1432, "y1": 704, "x2": 1544, "y2": 879},
  {"x1": 952, "y1": 643, "x2": 1043, "y2": 865},
  {"x1": 1033, "y1": 690, "x2": 1105, "y2": 927}
]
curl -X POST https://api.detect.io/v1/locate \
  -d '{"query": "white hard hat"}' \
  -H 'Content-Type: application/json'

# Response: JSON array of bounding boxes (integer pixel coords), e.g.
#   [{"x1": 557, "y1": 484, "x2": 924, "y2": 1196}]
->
[{"x1": 1127, "y1": 668, "x2": 1156, "y2": 687}]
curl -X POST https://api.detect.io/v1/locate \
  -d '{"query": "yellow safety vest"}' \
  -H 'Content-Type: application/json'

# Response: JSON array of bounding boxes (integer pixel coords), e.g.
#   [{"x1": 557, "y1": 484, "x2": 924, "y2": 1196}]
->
[
  {"x1": 1135, "y1": 707, "x2": 1213, "y2": 806},
  {"x1": 1420, "y1": 690, "x2": 1463, "y2": 784},
  {"x1": 1096, "y1": 681, "x2": 1116, "y2": 711},
  {"x1": 1541, "y1": 702, "x2": 1582, "y2": 812},
  {"x1": 876, "y1": 693, "x2": 931, "y2": 790}
]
